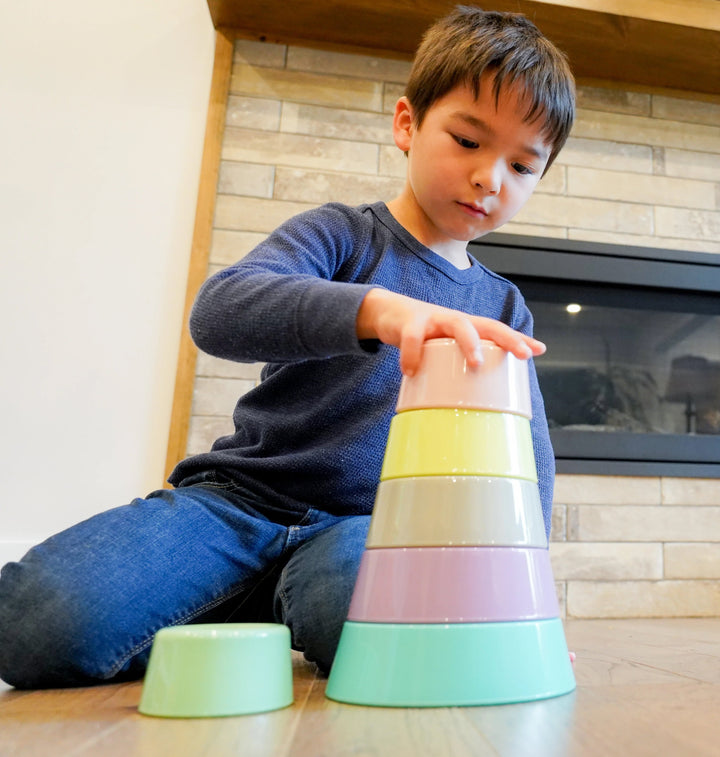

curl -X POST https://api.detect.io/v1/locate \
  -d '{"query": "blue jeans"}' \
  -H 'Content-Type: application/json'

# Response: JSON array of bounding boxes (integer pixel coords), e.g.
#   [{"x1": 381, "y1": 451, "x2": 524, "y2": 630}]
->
[{"x1": 0, "y1": 473, "x2": 370, "y2": 689}]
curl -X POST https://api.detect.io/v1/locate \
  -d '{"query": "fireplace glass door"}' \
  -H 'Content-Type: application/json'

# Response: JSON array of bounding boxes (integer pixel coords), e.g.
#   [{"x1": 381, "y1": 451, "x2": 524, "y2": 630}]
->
[
  {"x1": 521, "y1": 279, "x2": 720, "y2": 437},
  {"x1": 472, "y1": 235, "x2": 720, "y2": 477}
]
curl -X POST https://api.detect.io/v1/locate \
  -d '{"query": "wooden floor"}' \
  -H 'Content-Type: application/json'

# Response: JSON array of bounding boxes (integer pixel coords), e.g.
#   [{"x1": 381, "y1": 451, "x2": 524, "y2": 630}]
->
[{"x1": 2, "y1": 619, "x2": 719, "y2": 756}]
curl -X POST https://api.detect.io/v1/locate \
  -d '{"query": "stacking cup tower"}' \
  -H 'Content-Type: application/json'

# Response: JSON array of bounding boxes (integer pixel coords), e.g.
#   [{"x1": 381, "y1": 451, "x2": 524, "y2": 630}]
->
[{"x1": 326, "y1": 338, "x2": 575, "y2": 706}]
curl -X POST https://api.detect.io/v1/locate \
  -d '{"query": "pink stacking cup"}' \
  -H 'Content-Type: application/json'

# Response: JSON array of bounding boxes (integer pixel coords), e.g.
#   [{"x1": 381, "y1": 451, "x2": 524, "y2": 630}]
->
[
  {"x1": 347, "y1": 547, "x2": 559, "y2": 623},
  {"x1": 396, "y1": 338, "x2": 532, "y2": 417}
]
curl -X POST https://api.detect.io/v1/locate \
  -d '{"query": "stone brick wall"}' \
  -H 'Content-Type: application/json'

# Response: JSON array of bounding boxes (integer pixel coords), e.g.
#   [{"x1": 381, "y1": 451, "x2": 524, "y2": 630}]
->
[{"x1": 187, "y1": 38, "x2": 720, "y2": 618}]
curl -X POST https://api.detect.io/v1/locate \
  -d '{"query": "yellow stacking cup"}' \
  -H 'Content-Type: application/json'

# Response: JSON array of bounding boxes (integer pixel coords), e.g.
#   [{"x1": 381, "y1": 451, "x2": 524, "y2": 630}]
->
[{"x1": 381, "y1": 409, "x2": 536, "y2": 481}]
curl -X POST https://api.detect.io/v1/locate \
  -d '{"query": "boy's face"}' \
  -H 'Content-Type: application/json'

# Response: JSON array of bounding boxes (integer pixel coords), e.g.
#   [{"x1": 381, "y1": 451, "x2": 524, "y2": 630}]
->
[{"x1": 389, "y1": 76, "x2": 551, "y2": 259}]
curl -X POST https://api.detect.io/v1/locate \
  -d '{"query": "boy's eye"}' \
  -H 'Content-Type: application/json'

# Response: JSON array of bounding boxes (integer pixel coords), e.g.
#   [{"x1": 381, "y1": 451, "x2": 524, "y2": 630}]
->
[
  {"x1": 512, "y1": 162, "x2": 535, "y2": 176},
  {"x1": 453, "y1": 135, "x2": 479, "y2": 149}
]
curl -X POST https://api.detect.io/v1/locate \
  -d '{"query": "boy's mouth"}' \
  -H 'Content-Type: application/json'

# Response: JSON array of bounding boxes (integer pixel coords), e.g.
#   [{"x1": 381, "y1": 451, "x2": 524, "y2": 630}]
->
[{"x1": 457, "y1": 201, "x2": 488, "y2": 218}]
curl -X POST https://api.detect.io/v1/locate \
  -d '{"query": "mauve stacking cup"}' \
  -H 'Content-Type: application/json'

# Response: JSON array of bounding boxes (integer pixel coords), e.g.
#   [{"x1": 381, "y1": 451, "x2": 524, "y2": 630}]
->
[{"x1": 366, "y1": 476, "x2": 547, "y2": 548}]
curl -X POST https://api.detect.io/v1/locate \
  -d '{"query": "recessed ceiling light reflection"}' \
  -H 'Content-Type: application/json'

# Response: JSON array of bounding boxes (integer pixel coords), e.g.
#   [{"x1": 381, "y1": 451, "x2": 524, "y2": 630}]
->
[{"x1": 566, "y1": 303, "x2": 582, "y2": 314}]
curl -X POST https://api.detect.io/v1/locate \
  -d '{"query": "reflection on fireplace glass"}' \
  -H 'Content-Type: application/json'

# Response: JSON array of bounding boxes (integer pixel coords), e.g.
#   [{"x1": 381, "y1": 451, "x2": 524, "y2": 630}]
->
[{"x1": 521, "y1": 281, "x2": 720, "y2": 436}]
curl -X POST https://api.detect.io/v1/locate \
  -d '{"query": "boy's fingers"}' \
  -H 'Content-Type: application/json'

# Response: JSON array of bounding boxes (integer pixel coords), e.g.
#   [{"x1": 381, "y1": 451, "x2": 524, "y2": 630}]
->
[
  {"x1": 393, "y1": 307, "x2": 546, "y2": 375},
  {"x1": 472, "y1": 318, "x2": 546, "y2": 360},
  {"x1": 398, "y1": 329, "x2": 425, "y2": 376},
  {"x1": 446, "y1": 318, "x2": 484, "y2": 367},
  {"x1": 528, "y1": 336, "x2": 547, "y2": 355}
]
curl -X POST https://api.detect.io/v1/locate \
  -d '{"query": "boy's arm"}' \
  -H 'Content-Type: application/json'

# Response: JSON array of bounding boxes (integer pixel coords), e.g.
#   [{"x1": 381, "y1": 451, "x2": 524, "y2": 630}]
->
[
  {"x1": 356, "y1": 287, "x2": 546, "y2": 377},
  {"x1": 188, "y1": 206, "x2": 377, "y2": 364}
]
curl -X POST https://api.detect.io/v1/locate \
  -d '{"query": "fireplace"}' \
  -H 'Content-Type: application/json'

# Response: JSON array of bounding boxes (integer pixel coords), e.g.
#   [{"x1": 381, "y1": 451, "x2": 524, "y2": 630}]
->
[{"x1": 471, "y1": 234, "x2": 720, "y2": 478}]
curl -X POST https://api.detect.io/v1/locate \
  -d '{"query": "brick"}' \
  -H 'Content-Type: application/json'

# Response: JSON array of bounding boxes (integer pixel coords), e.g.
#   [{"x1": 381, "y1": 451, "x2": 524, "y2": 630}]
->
[
  {"x1": 655, "y1": 207, "x2": 720, "y2": 241},
  {"x1": 665, "y1": 543, "x2": 720, "y2": 579},
  {"x1": 186, "y1": 416, "x2": 235, "y2": 456},
  {"x1": 384, "y1": 83, "x2": 404, "y2": 113},
  {"x1": 567, "y1": 506, "x2": 580, "y2": 541},
  {"x1": 557, "y1": 136, "x2": 653, "y2": 174},
  {"x1": 287, "y1": 46, "x2": 410, "y2": 83},
  {"x1": 192, "y1": 377, "x2": 255, "y2": 417},
  {"x1": 573, "y1": 109, "x2": 720, "y2": 154},
  {"x1": 280, "y1": 102, "x2": 394, "y2": 144},
  {"x1": 517, "y1": 193, "x2": 653, "y2": 234},
  {"x1": 196, "y1": 351, "x2": 264, "y2": 381},
  {"x1": 550, "y1": 504, "x2": 567, "y2": 541},
  {"x1": 573, "y1": 505, "x2": 720, "y2": 542},
  {"x1": 231, "y1": 64, "x2": 383, "y2": 112},
  {"x1": 222, "y1": 126, "x2": 379, "y2": 174},
  {"x1": 661, "y1": 478, "x2": 720, "y2": 506},
  {"x1": 566, "y1": 228, "x2": 720, "y2": 254},
  {"x1": 218, "y1": 161, "x2": 274, "y2": 198},
  {"x1": 550, "y1": 542, "x2": 663, "y2": 580},
  {"x1": 566, "y1": 580, "x2": 720, "y2": 618},
  {"x1": 576, "y1": 85, "x2": 651, "y2": 116},
  {"x1": 496, "y1": 222, "x2": 567, "y2": 238},
  {"x1": 273, "y1": 167, "x2": 402, "y2": 206},
  {"x1": 555, "y1": 581, "x2": 567, "y2": 618},
  {"x1": 554, "y1": 475, "x2": 661, "y2": 506},
  {"x1": 210, "y1": 229, "x2": 268, "y2": 265},
  {"x1": 226, "y1": 95, "x2": 281, "y2": 131},
  {"x1": 379, "y1": 145, "x2": 405, "y2": 178},
  {"x1": 536, "y1": 164, "x2": 565, "y2": 195},
  {"x1": 664, "y1": 148, "x2": 720, "y2": 182},
  {"x1": 568, "y1": 167, "x2": 715, "y2": 210},
  {"x1": 652, "y1": 146, "x2": 665, "y2": 174},
  {"x1": 214, "y1": 195, "x2": 315, "y2": 234},
  {"x1": 234, "y1": 39, "x2": 286, "y2": 68},
  {"x1": 652, "y1": 95, "x2": 720, "y2": 128}
]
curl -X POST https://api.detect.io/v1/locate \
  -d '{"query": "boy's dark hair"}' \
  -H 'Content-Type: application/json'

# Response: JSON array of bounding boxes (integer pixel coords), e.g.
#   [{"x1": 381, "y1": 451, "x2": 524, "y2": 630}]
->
[{"x1": 406, "y1": 5, "x2": 575, "y2": 172}]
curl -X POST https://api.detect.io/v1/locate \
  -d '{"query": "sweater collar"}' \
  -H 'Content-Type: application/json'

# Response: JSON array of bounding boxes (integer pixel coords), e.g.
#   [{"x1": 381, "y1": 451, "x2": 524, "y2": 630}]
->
[{"x1": 367, "y1": 202, "x2": 485, "y2": 285}]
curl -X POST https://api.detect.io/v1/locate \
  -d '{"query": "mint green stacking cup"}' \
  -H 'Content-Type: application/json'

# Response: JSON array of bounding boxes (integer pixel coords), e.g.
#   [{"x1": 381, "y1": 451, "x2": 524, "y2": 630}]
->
[
  {"x1": 139, "y1": 623, "x2": 293, "y2": 718},
  {"x1": 326, "y1": 619, "x2": 575, "y2": 707}
]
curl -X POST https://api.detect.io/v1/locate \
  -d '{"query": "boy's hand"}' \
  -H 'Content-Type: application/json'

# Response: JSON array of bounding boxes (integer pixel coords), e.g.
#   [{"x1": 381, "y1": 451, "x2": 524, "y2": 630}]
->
[{"x1": 356, "y1": 288, "x2": 546, "y2": 376}]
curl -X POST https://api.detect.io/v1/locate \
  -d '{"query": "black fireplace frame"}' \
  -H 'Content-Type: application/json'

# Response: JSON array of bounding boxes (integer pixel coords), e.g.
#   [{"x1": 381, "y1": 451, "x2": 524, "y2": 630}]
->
[{"x1": 470, "y1": 233, "x2": 720, "y2": 478}]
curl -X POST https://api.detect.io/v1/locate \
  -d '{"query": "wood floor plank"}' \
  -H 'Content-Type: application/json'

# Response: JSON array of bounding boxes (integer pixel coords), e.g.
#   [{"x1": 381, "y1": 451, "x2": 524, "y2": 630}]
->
[
  {"x1": 1, "y1": 620, "x2": 719, "y2": 756},
  {"x1": 289, "y1": 681, "x2": 500, "y2": 757},
  {"x1": 0, "y1": 683, "x2": 139, "y2": 757},
  {"x1": 459, "y1": 690, "x2": 580, "y2": 757},
  {"x1": 566, "y1": 619, "x2": 720, "y2": 685},
  {"x1": 0, "y1": 654, "x2": 319, "y2": 757},
  {"x1": 567, "y1": 682, "x2": 720, "y2": 757}
]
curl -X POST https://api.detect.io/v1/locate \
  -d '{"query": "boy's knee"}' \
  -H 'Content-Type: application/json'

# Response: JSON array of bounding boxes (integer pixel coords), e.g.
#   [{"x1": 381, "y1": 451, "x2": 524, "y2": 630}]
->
[
  {"x1": 0, "y1": 556, "x2": 130, "y2": 689},
  {"x1": 0, "y1": 559, "x2": 57, "y2": 687},
  {"x1": 274, "y1": 516, "x2": 369, "y2": 673}
]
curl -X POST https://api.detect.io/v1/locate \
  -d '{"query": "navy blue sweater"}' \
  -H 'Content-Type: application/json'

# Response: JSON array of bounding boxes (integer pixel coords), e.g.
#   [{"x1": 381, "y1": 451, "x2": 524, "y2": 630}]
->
[{"x1": 169, "y1": 202, "x2": 555, "y2": 534}]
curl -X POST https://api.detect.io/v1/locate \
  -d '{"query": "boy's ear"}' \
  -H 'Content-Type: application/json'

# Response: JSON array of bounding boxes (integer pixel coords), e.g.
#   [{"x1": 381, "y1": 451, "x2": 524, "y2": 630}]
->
[{"x1": 392, "y1": 96, "x2": 415, "y2": 152}]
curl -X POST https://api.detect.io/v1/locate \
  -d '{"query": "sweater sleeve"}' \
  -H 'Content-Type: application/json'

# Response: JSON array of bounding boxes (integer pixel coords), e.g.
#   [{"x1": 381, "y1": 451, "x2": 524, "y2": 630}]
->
[{"x1": 189, "y1": 205, "x2": 378, "y2": 363}]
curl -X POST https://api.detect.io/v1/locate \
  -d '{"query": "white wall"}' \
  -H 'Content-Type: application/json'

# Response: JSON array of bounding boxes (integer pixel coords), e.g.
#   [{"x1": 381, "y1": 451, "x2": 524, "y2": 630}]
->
[{"x1": 0, "y1": 1, "x2": 215, "y2": 563}]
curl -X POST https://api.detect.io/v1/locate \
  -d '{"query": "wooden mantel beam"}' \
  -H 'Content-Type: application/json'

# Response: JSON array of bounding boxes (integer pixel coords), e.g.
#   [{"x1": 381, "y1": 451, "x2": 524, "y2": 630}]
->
[
  {"x1": 205, "y1": 0, "x2": 720, "y2": 95},
  {"x1": 535, "y1": 0, "x2": 720, "y2": 32}
]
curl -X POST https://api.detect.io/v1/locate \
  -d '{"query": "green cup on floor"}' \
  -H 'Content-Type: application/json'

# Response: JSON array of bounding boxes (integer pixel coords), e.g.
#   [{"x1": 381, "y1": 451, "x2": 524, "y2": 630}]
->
[{"x1": 139, "y1": 623, "x2": 293, "y2": 718}]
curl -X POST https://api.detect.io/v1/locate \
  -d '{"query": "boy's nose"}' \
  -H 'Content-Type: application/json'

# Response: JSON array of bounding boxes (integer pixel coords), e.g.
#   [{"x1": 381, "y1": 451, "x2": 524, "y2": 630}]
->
[{"x1": 472, "y1": 161, "x2": 501, "y2": 195}]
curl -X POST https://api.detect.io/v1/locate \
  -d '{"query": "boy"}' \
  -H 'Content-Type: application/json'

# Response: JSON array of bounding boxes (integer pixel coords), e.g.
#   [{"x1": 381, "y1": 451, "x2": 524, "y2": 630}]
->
[{"x1": 0, "y1": 6, "x2": 575, "y2": 688}]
